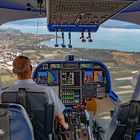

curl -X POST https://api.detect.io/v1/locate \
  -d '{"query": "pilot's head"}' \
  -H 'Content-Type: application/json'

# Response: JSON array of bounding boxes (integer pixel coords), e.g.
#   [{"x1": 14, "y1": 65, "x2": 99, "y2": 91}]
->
[{"x1": 13, "y1": 55, "x2": 32, "y2": 80}]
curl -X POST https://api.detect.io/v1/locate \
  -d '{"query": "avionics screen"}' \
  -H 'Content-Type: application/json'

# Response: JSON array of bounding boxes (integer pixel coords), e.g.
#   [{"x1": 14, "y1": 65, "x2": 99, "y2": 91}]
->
[
  {"x1": 48, "y1": 71, "x2": 59, "y2": 85},
  {"x1": 61, "y1": 71, "x2": 80, "y2": 86},
  {"x1": 84, "y1": 71, "x2": 93, "y2": 84},
  {"x1": 37, "y1": 72, "x2": 48, "y2": 84},
  {"x1": 50, "y1": 64, "x2": 61, "y2": 69},
  {"x1": 80, "y1": 63, "x2": 92, "y2": 68},
  {"x1": 94, "y1": 71, "x2": 103, "y2": 82}
]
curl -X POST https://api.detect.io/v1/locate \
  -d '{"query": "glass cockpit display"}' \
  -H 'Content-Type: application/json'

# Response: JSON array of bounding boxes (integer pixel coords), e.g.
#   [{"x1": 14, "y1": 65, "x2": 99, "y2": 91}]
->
[
  {"x1": 61, "y1": 89, "x2": 81, "y2": 105},
  {"x1": 36, "y1": 71, "x2": 59, "y2": 85},
  {"x1": 37, "y1": 71, "x2": 48, "y2": 84},
  {"x1": 61, "y1": 71, "x2": 81, "y2": 86},
  {"x1": 50, "y1": 64, "x2": 61, "y2": 69},
  {"x1": 32, "y1": 61, "x2": 111, "y2": 106},
  {"x1": 48, "y1": 71, "x2": 59, "y2": 85},
  {"x1": 94, "y1": 71, "x2": 103, "y2": 82},
  {"x1": 80, "y1": 63, "x2": 92, "y2": 69},
  {"x1": 83, "y1": 71, "x2": 94, "y2": 84}
]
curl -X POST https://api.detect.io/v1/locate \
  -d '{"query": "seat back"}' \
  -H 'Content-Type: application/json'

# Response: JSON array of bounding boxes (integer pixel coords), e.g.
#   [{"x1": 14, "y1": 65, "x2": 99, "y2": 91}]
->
[
  {"x1": 0, "y1": 103, "x2": 34, "y2": 140},
  {"x1": 110, "y1": 101, "x2": 140, "y2": 140},
  {"x1": 1, "y1": 88, "x2": 54, "y2": 140}
]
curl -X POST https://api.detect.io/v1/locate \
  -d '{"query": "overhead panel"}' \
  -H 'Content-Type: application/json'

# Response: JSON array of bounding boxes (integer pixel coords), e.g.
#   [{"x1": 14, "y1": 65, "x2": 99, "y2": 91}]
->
[{"x1": 47, "y1": 0, "x2": 137, "y2": 32}]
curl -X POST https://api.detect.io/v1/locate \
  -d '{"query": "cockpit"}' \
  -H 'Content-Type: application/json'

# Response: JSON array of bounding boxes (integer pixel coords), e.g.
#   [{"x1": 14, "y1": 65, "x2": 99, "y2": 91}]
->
[
  {"x1": 0, "y1": 0, "x2": 140, "y2": 140},
  {"x1": 30, "y1": 56, "x2": 117, "y2": 139}
]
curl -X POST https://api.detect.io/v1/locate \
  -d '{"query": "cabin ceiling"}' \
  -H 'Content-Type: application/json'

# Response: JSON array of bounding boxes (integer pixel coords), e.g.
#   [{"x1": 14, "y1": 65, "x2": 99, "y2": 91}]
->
[
  {"x1": 0, "y1": 0, "x2": 46, "y2": 24},
  {"x1": 112, "y1": 0, "x2": 140, "y2": 25},
  {"x1": 0, "y1": 0, "x2": 140, "y2": 25}
]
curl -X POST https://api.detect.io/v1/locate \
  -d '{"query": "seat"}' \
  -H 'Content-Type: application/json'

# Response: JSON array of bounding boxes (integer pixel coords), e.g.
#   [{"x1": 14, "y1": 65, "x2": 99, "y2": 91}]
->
[
  {"x1": 0, "y1": 103, "x2": 34, "y2": 140},
  {"x1": 1, "y1": 88, "x2": 54, "y2": 140},
  {"x1": 106, "y1": 73, "x2": 140, "y2": 140},
  {"x1": 110, "y1": 101, "x2": 140, "y2": 140}
]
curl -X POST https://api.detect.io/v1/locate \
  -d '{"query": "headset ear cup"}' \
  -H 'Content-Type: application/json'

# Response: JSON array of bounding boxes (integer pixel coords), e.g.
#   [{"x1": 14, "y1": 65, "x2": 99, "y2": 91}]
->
[
  {"x1": 13, "y1": 69, "x2": 15, "y2": 74},
  {"x1": 30, "y1": 65, "x2": 32, "y2": 71}
]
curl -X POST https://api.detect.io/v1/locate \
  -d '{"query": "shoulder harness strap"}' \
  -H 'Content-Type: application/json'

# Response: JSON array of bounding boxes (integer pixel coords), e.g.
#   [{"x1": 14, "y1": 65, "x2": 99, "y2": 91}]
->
[{"x1": 124, "y1": 101, "x2": 140, "y2": 140}]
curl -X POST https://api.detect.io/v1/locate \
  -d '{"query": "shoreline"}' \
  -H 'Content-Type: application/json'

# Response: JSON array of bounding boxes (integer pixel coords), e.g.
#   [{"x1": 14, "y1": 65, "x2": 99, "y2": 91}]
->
[{"x1": 1, "y1": 27, "x2": 140, "y2": 52}]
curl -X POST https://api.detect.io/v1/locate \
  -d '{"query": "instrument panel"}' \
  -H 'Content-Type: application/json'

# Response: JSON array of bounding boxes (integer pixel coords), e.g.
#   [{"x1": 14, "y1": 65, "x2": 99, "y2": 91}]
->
[{"x1": 32, "y1": 61, "x2": 111, "y2": 106}]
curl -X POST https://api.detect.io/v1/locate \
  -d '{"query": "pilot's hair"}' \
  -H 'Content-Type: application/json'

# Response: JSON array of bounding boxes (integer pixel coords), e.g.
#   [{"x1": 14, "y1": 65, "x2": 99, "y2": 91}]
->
[{"x1": 13, "y1": 55, "x2": 31, "y2": 75}]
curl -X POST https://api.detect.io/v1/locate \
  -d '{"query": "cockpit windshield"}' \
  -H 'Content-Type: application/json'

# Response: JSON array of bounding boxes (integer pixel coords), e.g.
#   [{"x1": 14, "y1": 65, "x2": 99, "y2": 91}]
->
[{"x1": 0, "y1": 18, "x2": 140, "y2": 101}]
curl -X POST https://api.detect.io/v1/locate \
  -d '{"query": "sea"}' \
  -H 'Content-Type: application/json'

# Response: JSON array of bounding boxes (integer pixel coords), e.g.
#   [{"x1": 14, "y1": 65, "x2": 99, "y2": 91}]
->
[{"x1": 1, "y1": 24, "x2": 140, "y2": 52}]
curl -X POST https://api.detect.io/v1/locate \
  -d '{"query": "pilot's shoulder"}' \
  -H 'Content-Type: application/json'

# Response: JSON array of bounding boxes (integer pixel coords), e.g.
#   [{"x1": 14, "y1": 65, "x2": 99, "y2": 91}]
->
[
  {"x1": 1, "y1": 87, "x2": 9, "y2": 91},
  {"x1": 1, "y1": 86, "x2": 13, "y2": 92},
  {"x1": 32, "y1": 84, "x2": 57, "y2": 99},
  {"x1": 1, "y1": 85, "x2": 23, "y2": 93}
]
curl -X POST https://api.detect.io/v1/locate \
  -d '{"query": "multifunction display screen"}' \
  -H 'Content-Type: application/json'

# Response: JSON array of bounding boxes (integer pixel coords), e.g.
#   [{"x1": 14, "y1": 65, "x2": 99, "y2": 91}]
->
[
  {"x1": 83, "y1": 71, "x2": 94, "y2": 84},
  {"x1": 61, "y1": 71, "x2": 81, "y2": 86}
]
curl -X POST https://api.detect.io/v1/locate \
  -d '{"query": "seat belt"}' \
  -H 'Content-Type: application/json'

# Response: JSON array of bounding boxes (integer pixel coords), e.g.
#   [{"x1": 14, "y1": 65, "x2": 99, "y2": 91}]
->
[
  {"x1": 17, "y1": 88, "x2": 27, "y2": 108},
  {"x1": 0, "y1": 104, "x2": 10, "y2": 140},
  {"x1": 124, "y1": 101, "x2": 140, "y2": 140},
  {"x1": 44, "y1": 104, "x2": 54, "y2": 135},
  {"x1": 17, "y1": 88, "x2": 34, "y2": 121}
]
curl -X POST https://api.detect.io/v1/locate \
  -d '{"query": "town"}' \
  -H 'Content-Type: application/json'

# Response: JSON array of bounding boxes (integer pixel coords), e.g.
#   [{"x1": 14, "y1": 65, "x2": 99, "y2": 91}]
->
[{"x1": 0, "y1": 29, "x2": 55, "y2": 70}]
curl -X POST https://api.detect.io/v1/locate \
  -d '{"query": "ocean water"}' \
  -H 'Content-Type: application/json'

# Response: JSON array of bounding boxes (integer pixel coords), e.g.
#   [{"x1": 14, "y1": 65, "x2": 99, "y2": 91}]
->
[{"x1": 1, "y1": 24, "x2": 140, "y2": 52}]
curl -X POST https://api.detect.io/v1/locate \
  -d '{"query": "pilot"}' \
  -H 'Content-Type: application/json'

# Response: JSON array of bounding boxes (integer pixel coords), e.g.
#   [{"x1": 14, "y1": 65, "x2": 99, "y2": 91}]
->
[{"x1": 1, "y1": 55, "x2": 69, "y2": 135}]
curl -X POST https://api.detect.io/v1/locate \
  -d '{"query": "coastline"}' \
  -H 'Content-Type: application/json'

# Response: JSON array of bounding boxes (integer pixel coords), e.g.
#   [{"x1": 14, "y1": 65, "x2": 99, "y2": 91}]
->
[{"x1": 1, "y1": 24, "x2": 140, "y2": 52}]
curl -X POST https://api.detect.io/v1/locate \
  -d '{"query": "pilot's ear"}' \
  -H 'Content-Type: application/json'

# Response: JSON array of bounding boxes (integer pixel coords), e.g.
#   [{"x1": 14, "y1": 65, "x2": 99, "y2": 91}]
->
[
  {"x1": 13, "y1": 69, "x2": 15, "y2": 74},
  {"x1": 30, "y1": 65, "x2": 32, "y2": 71}
]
